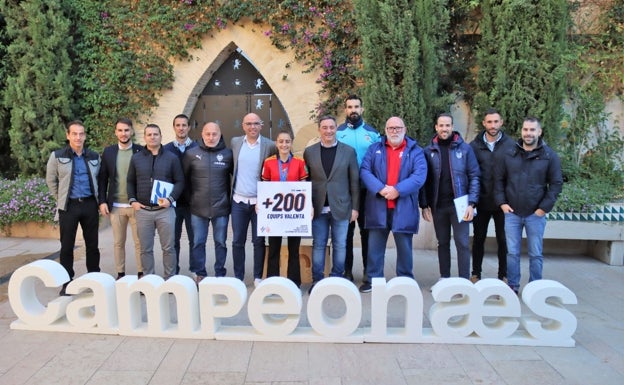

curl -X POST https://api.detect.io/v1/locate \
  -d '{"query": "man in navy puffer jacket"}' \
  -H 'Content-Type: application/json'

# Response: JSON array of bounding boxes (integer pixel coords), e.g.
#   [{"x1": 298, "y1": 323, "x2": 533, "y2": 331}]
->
[{"x1": 420, "y1": 113, "x2": 480, "y2": 282}]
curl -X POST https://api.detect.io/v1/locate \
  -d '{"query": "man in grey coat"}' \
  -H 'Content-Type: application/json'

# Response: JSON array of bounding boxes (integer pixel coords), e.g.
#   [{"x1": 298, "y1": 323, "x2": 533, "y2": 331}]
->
[
  {"x1": 303, "y1": 115, "x2": 360, "y2": 292},
  {"x1": 230, "y1": 113, "x2": 277, "y2": 285}
]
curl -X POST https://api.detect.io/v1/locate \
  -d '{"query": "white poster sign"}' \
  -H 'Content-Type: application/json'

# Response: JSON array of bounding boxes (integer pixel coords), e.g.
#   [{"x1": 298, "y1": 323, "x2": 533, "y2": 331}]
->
[{"x1": 257, "y1": 181, "x2": 312, "y2": 237}]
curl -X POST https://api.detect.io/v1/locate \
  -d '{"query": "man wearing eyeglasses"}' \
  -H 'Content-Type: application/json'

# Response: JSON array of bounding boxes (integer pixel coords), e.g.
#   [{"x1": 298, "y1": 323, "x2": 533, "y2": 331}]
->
[
  {"x1": 359, "y1": 117, "x2": 427, "y2": 292},
  {"x1": 231, "y1": 113, "x2": 277, "y2": 285}
]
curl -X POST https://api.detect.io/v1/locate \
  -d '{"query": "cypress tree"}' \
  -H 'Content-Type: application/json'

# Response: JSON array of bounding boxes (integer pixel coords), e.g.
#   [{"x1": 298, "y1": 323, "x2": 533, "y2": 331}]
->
[
  {"x1": 0, "y1": 12, "x2": 18, "y2": 178},
  {"x1": 2, "y1": 0, "x2": 73, "y2": 176},
  {"x1": 474, "y1": 0, "x2": 571, "y2": 143},
  {"x1": 355, "y1": 0, "x2": 448, "y2": 142}
]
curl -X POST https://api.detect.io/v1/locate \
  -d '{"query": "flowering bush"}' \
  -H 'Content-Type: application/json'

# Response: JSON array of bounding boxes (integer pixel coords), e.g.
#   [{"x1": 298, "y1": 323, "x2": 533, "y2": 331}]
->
[{"x1": 0, "y1": 178, "x2": 56, "y2": 229}]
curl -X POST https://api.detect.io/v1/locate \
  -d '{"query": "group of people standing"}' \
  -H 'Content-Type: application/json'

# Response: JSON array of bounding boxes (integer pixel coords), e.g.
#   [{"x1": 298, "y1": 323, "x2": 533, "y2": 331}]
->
[{"x1": 45, "y1": 95, "x2": 562, "y2": 297}]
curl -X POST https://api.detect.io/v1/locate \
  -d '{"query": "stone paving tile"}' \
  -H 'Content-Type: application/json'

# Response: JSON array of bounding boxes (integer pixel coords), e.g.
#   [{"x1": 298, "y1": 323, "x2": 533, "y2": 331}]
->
[
  {"x1": 187, "y1": 340, "x2": 252, "y2": 372},
  {"x1": 492, "y1": 360, "x2": 566, "y2": 385},
  {"x1": 403, "y1": 368, "x2": 472, "y2": 385},
  {"x1": 245, "y1": 342, "x2": 309, "y2": 383},
  {"x1": 333, "y1": 344, "x2": 407, "y2": 385},
  {"x1": 85, "y1": 371, "x2": 153, "y2": 385},
  {"x1": 535, "y1": 345, "x2": 624, "y2": 385},
  {"x1": 181, "y1": 371, "x2": 246, "y2": 385},
  {"x1": 150, "y1": 339, "x2": 200, "y2": 384},
  {"x1": 448, "y1": 344, "x2": 505, "y2": 385},
  {"x1": 395, "y1": 343, "x2": 461, "y2": 370},
  {"x1": 573, "y1": 327, "x2": 624, "y2": 376},
  {"x1": 99, "y1": 337, "x2": 173, "y2": 372},
  {"x1": 309, "y1": 378, "x2": 340, "y2": 385},
  {"x1": 0, "y1": 225, "x2": 623, "y2": 384},
  {"x1": 476, "y1": 344, "x2": 543, "y2": 361}
]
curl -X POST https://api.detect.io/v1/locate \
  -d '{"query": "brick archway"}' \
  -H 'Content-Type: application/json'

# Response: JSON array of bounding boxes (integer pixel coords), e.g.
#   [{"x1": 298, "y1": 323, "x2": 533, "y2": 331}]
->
[{"x1": 143, "y1": 22, "x2": 322, "y2": 152}]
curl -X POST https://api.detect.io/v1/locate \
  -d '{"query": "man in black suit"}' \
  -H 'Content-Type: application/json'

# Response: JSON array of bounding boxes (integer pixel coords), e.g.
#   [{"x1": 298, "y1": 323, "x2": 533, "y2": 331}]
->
[{"x1": 98, "y1": 118, "x2": 143, "y2": 279}]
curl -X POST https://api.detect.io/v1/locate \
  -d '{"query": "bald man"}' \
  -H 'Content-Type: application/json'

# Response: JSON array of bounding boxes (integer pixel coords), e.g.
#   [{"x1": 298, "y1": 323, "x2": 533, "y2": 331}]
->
[
  {"x1": 230, "y1": 113, "x2": 277, "y2": 285},
  {"x1": 183, "y1": 122, "x2": 233, "y2": 282}
]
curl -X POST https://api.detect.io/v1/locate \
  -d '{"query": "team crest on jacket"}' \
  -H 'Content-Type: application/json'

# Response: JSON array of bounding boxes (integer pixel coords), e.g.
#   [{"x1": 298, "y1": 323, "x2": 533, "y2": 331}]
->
[
  {"x1": 217, "y1": 154, "x2": 223, "y2": 162},
  {"x1": 455, "y1": 151, "x2": 462, "y2": 159}
]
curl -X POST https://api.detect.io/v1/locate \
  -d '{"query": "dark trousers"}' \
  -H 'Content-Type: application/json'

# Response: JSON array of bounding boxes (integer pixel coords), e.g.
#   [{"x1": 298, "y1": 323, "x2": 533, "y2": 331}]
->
[
  {"x1": 471, "y1": 208, "x2": 507, "y2": 279},
  {"x1": 58, "y1": 197, "x2": 100, "y2": 279},
  {"x1": 345, "y1": 189, "x2": 368, "y2": 276},
  {"x1": 174, "y1": 204, "x2": 194, "y2": 274},
  {"x1": 231, "y1": 200, "x2": 265, "y2": 280},
  {"x1": 432, "y1": 204, "x2": 470, "y2": 279},
  {"x1": 267, "y1": 236, "x2": 302, "y2": 286}
]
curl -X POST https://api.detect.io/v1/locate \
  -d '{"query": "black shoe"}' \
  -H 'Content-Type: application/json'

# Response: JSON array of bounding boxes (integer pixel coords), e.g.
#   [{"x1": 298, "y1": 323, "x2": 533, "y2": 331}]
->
[
  {"x1": 59, "y1": 282, "x2": 71, "y2": 296},
  {"x1": 359, "y1": 283, "x2": 372, "y2": 293},
  {"x1": 137, "y1": 272, "x2": 144, "y2": 279},
  {"x1": 344, "y1": 271, "x2": 354, "y2": 282},
  {"x1": 117, "y1": 272, "x2": 125, "y2": 280}
]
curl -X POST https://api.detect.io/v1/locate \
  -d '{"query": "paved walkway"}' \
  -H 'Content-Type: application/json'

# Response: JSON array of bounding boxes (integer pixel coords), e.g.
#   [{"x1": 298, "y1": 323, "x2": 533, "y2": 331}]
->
[{"x1": 0, "y1": 225, "x2": 622, "y2": 385}]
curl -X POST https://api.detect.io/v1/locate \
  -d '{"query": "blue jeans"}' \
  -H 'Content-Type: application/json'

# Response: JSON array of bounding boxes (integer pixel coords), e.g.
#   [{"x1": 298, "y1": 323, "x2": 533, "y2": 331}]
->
[
  {"x1": 231, "y1": 200, "x2": 265, "y2": 281},
  {"x1": 505, "y1": 212, "x2": 547, "y2": 290},
  {"x1": 174, "y1": 205, "x2": 194, "y2": 274},
  {"x1": 432, "y1": 205, "x2": 470, "y2": 279},
  {"x1": 311, "y1": 213, "x2": 349, "y2": 282},
  {"x1": 190, "y1": 214, "x2": 229, "y2": 277},
  {"x1": 367, "y1": 210, "x2": 414, "y2": 279}
]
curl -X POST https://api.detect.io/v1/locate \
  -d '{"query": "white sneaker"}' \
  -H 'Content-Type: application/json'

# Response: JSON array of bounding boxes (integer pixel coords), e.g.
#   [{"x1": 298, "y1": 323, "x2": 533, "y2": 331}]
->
[{"x1": 254, "y1": 278, "x2": 262, "y2": 288}]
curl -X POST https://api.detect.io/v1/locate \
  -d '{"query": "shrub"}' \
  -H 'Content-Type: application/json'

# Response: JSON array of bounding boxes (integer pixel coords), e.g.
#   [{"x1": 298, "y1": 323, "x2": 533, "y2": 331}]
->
[
  {"x1": 555, "y1": 177, "x2": 624, "y2": 213},
  {"x1": 0, "y1": 178, "x2": 56, "y2": 229}
]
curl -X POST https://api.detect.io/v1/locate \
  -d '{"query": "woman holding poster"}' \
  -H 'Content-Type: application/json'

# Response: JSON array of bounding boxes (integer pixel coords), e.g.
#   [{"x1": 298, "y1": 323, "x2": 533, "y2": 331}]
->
[{"x1": 261, "y1": 130, "x2": 309, "y2": 287}]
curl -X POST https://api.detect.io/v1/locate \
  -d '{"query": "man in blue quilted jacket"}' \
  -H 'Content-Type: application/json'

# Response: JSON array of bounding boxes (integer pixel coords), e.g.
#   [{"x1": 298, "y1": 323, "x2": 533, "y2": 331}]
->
[
  {"x1": 359, "y1": 117, "x2": 427, "y2": 292},
  {"x1": 420, "y1": 113, "x2": 480, "y2": 281}
]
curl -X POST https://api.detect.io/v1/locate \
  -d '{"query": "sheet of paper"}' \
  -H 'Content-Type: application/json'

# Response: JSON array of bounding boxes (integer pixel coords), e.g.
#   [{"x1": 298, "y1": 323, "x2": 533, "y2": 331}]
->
[{"x1": 453, "y1": 194, "x2": 475, "y2": 222}]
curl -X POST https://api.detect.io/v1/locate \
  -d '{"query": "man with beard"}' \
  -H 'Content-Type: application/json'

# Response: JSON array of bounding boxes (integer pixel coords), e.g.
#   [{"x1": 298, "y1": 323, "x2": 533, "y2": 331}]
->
[
  {"x1": 469, "y1": 108, "x2": 514, "y2": 283},
  {"x1": 336, "y1": 94, "x2": 380, "y2": 290},
  {"x1": 98, "y1": 118, "x2": 143, "y2": 279},
  {"x1": 494, "y1": 116, "x2": 562, "y2": 294},
  {"x1": 164, "y1": 114, "x2": 198, "y2": 274},
  {"x1": 359, "y1": 117, "x2": 427, "y2": 292},
  {"x1": 420, "y1": 113, "x2": 480, "y2": 282},
  {"x1": 128, "y1": 124, "x2": 185, "y2": 279}
]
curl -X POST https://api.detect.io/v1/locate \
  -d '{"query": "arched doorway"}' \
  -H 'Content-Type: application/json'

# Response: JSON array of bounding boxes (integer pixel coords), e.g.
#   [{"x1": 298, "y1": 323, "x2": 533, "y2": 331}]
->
[{"x1": 188, "y1": 48, "x2": 292, "y2": 145}]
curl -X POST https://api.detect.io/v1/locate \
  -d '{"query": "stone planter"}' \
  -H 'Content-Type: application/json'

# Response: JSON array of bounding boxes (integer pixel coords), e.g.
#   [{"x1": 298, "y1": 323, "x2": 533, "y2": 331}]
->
[
  {"x1": 546, "y1": 203, "x2": 624, "y2": 265},
  {"x1": 547, "y1": 203, "x2": 624, "y2": 222},
  {"x1": 0, "y1": 222, "x2": 59, "y2": 239}
]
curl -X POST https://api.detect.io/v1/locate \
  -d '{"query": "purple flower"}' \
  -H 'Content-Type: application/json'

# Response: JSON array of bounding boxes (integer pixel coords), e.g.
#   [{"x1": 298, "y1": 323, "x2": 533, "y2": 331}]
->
[
  {"x1": 184, "y1": 23, "x2": 195, "y2": 31},
  {"x1": 100, "y1": 12, "x2": 109, "y2": 20}
]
